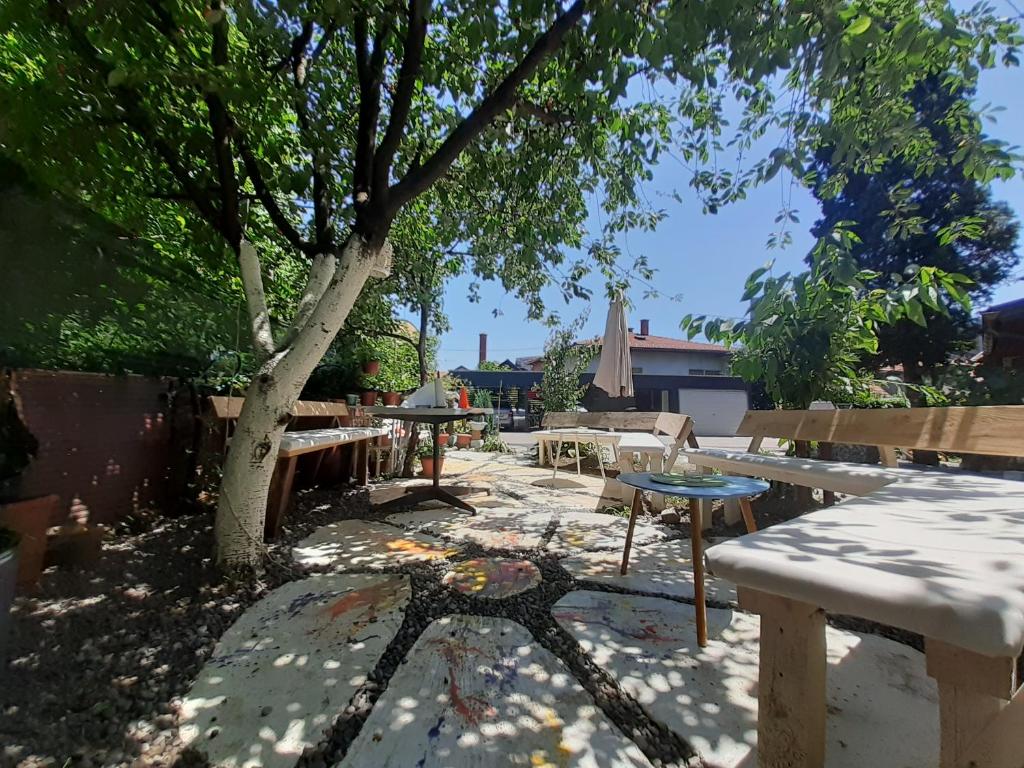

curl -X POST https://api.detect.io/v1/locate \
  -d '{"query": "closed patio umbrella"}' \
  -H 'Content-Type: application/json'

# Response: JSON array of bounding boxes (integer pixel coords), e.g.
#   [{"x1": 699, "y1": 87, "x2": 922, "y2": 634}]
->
[{"x1": 592, "y1": 297, "x2": 634, "y2": 398}]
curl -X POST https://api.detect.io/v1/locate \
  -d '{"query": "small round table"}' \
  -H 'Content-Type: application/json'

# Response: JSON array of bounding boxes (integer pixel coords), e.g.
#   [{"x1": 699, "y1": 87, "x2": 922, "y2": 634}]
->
[{"x1": 617, "y1": 472, "x2": 769, "y2": 647}]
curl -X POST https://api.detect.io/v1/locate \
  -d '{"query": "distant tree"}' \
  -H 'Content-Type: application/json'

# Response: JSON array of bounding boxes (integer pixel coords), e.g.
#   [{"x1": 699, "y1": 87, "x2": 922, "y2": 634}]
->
[
  {"x1": 810, "y1": 76, "x2": 1021, "y2": 385},
  {"x1": 478, "y1": 361, "x2": 513, "y2": 372}
]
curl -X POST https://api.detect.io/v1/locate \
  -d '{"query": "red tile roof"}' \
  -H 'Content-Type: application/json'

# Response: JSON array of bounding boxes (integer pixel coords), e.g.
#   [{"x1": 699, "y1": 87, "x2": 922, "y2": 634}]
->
[{"x1": 581, "y1": 333, "x2": 730, "y2": 354}]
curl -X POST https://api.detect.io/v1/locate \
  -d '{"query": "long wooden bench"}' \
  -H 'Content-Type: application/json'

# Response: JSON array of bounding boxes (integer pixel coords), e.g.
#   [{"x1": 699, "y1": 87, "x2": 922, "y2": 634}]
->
[
  {"x1": 700, "y1": 405, "x2": 1024, "y2": 767},
  {"x1": 684, "y1": 405, "x2": 1024, "y2": 526},
  {"x1": 209, "y1": 396, "x2": 386, "y2": 538}
]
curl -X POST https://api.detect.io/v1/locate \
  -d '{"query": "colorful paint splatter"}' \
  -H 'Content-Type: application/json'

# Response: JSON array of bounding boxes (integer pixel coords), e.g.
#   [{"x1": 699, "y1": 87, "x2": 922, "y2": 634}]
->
[{"x1": 442, "y1": 558, "x2": 542, "y2": 599}]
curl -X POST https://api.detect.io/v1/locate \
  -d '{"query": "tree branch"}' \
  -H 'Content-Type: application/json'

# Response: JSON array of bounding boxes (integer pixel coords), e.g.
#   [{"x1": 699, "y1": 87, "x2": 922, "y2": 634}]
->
[
  {"x1": 353, "y1": 14, "x2": 391, "y2": 212},
  {"x1": 238, "y1": 240, "x2": 276, "y2": 358},
  {"x1": 204, "y1": 4, "x2": 241, "y2": 247},
  {"x1": 387, "y1": 0, "x2": 586, "y2": 215},
  {"x1": 279, "y1": 252, "x2": 337, "y2": 350},
  {"x1": 514, "y1": 99, "x2": 574, "y2": 125},
  {"x1": 236, "y1": 141, "x2": 316, "y2": 255},
  {"x1": 372, "y1": 0, "x2": 430, "y2": 200}
]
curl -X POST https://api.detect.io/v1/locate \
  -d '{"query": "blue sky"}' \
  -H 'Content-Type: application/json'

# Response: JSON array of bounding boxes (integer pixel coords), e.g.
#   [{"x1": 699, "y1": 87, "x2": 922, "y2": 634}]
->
[{"x1": 420, "y1": 22, "x2": 1024, "y2": 371}]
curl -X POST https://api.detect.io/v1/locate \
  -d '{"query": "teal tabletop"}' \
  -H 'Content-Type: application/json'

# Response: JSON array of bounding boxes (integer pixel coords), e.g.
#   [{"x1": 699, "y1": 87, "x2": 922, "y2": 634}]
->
[{"x1": 617, "y1": 471, "x2": 769, "y2": 499}]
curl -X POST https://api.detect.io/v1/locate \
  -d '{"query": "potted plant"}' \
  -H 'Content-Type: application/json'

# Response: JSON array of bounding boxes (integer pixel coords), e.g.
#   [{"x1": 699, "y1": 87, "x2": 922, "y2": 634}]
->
[
  {"x1": 345, "y1": 394, "x2": 359, "y2": 407},
  {"x1": 361, "y1": 353, "x2": 381, "y2": 376},
  {"x1": 360, "y1": 389, "x2": 378, "y2": 406},
  {"x1": 455, "y1": 424, "x2": 472, "y2": 449},
  {"x1": 0, "y1": 395, "x2": 56, "y2": 590},
  {"x1": 417, "y1": 440, "x2": 445, "y2": 477},
  {"x1": 1, "y1": 525, "x2": 17, "y2": 656},
  {"x1": 437, "y1": 430, "x2": 450, "y2": 448}
]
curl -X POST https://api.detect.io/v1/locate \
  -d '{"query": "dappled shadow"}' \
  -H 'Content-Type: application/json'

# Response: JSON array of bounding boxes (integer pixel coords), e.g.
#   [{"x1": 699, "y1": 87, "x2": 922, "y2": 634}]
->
[
  {"x1": 293, "y1": 519, "x2": 460, "y2": 570},
  {"x1": 386, "y1": 508, "x2": 555, "y2": 550},
  {"x1": 549, "y1": 511, "x2": 673, "y2": 554},
  {"x1": 706, "y1": 471, "x2": 1024, "y2": 657},
  {"x1": 179, "y1": 573, "x2": 409, "y2": 767},
  {"x1": 553, "y1": 591, "x2": 939, "y2": 768},
  {"x1": 336, "y1": 615, "x2": 652, "y2": 767}
]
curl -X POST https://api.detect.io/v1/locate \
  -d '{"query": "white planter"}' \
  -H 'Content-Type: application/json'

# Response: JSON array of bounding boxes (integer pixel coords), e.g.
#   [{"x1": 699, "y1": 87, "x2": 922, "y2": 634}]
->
[{"x1": 467, "y1": 420, "x2": 487, "y2": 431}]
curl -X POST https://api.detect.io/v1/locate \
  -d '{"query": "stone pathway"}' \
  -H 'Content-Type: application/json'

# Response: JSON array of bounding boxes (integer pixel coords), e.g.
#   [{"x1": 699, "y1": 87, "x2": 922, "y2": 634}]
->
[{"x1": 180, "y1": 449, "x2": 940, "y2": 767}]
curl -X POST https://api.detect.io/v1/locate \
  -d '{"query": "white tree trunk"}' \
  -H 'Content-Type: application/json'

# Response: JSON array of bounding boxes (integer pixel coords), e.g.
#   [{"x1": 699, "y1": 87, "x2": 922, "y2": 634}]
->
[{"x1": 215, "y1": 235, "x2": 386, "y2": 567}]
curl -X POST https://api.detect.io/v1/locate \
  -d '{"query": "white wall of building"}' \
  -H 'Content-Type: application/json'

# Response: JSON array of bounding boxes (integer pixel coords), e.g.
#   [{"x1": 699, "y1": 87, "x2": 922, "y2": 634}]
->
[{"x1": 584, "y1": 349, "x2": 730, "y2": 376}]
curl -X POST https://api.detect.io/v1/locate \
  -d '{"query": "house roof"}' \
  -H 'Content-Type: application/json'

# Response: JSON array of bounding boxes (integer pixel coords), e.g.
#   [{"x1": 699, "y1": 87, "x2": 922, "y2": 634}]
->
[
  {"x1": 984, "y1": 297, "x2": 1024, "y2": 317},
  {"x1": 582, "y1": 332, "x2": 730, "y2": 354}
]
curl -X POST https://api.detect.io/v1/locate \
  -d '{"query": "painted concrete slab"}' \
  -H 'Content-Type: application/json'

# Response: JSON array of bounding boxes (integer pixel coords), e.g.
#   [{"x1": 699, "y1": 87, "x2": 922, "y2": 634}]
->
[
  {"x1": 549, "y1": 511, "x2": 671, "y2": 553},
  {"x1": 553, "y1": 591, "x2": 938, "y2": 768},
  {"x1": 561, "y1": 540, "x2": 736, "y2": 603},
  {"x1": 336, "y1": 615, "x2": 653, "y2": 768},
  {"x1": 181, "y1": 574, "x2": 409, "y2": 767},
  {"x1": 293, "y1": 520, "x2": 459, "y2": 569},
  {"x1": 386, "y1": 508, "x2": 553, "y2": 550},
  {"x1": 442, "y1": 558, "x2": 542, "y2": 599}
]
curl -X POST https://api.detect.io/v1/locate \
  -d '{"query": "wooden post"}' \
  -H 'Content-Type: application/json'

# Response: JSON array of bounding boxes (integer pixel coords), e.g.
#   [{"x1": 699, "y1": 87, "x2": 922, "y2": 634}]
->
[
  {"x1": 739, "y1": 497, "x2": 758, "y2": 533},
  {"x1": 689, "y1": 498, "x2": 707, "y2": 647},
  {"x1": 264, "y1": 455, "x2": 298, "y2": 540},
  {"x1": 739, "y1": 588, "x2": 826, "y2": 768},
  {"x1": 619, "y1": 488, "x2": 644, "y2": 575},
  {"x1": 925, "y1": 639, "x2": 1020, "y2": 768}
]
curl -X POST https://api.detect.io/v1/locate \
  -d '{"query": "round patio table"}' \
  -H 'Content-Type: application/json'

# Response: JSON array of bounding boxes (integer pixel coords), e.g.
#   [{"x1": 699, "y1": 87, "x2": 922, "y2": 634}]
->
[{"x1": 617, "y1": 471, "x2": 769, "y2": 647}]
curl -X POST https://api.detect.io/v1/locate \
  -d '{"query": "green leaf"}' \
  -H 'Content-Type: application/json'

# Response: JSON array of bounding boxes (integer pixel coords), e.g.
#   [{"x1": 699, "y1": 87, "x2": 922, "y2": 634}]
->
[{"x1": 846, "y1": 16, "x2": 872, "y2": 35}]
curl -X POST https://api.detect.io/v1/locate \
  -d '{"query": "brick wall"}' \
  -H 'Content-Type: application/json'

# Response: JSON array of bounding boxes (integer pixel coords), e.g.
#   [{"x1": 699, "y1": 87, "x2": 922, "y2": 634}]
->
[{"x1": 6, "y1": 369, "x2": 183, "y2": 527}]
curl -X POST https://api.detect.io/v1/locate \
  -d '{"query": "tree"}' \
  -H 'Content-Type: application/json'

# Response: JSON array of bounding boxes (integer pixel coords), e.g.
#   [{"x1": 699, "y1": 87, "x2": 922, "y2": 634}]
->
[
  {"x1": 539, "y1": 314, "x2": 597, "y2": 413},
  {"x1": 2, "y1": 0, "x2": 1019, "y2": 567},
  {"x1": 810, "y1": 76, "x2": 1021, "y2": 382}
]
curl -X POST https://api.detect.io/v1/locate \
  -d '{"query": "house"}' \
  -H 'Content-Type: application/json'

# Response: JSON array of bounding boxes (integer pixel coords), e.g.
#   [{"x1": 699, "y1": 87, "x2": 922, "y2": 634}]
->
[
  {"x1": 581, "y1": 319, "x2": 732, "y2": 377},
  {"x1": 981, "y1": 297, "x2": 1024, "y2": 372}
]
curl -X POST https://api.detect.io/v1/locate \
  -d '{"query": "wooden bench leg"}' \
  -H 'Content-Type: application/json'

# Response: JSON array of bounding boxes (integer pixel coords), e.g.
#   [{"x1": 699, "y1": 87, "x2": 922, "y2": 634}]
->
[
  {"x1": 925, "y1": 639, "x2": 1021, "y2": 768},
  {"x1": 264, "y1": 455, "x2": 297, "y2": 540},
  {"x1": 356, "y1": 439, "x2": 369, "y2": 486},
  {"x1": 739, "y1": 588, "x2": 826, "y2": 768}
]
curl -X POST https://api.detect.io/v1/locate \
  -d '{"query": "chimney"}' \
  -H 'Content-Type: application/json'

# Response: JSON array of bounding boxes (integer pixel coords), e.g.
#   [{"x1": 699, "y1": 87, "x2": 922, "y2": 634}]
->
[
  {"x1": 478, "y1": 333, "x2": 487, "y2": 367},
  {"x1": 640, "y1": 319, "x2": 650, "y2": 336}
]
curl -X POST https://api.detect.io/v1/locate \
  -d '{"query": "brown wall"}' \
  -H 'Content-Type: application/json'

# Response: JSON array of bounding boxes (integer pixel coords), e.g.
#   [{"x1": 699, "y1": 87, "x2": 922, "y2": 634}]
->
[{"x1": 6, "y1": 369, "x2": 182, "y2": 527}]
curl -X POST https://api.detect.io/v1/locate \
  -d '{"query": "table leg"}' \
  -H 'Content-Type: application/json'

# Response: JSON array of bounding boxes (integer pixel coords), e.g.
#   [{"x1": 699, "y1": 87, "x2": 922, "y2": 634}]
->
[
  {"x1": 739, "y1": 497, "x2": 758, "y2": 533},
  {"x1": 552, "y1": 439, "x2": 562, "y2": 481},
  {"x1": 689, "y1": 498, "x2": 708, "y2": 647},
  {"x1": 574, "y1": 440, "x2": 581, "y2": 475},
  {"x1": 620, "y1": 489, "x2": 643, "y2": 575},
  {"x1": 597, "y1": 443, "x2": 607, "y2": 482},
  {"x1": 432, "y1": 422, "x2": 441, "y2": 490}
]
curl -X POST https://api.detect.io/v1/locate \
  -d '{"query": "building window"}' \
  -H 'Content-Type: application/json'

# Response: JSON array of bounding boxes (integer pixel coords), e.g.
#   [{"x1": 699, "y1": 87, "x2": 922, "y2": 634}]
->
[{"x1": 689, "y1": 368, "x2": 723, "y2": 376}]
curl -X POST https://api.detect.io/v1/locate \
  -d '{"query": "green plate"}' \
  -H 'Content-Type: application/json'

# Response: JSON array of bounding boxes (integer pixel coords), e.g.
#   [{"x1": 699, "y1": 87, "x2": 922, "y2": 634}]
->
[{"x1": 650, "y1": 473, "x2": 727, "y2": 487}]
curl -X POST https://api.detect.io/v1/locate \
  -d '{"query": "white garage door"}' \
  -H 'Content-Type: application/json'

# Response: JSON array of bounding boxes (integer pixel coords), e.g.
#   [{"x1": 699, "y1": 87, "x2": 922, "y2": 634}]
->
[{"x1": 677, "y1": 388, "x2": 748, "y2": 436}]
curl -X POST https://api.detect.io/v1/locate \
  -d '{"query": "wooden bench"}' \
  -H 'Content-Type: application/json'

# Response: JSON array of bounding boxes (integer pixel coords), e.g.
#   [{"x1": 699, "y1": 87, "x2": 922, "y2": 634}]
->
[
  {"x1": 684, "y1": 405, "x2": 1024, "y2": 527},
  {"x1": 700, "y1": 405, "x2": 1024, "y2": 767},
  {"x1": 209, "y1": 396, "x2": 386, "y2": 538}
]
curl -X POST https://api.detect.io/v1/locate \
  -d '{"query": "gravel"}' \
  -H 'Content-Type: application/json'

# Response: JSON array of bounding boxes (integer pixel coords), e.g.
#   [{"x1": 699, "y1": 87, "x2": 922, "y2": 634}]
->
[{"x1": 0, "y1": 487, "x2": 369, "y2": 768}]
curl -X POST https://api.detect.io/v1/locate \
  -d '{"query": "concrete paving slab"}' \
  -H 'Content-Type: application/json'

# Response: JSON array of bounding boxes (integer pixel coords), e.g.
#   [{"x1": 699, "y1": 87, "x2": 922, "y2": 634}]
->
[
  {"x1": 561, "y1": 540, "x2": 737, "y2": 603},
  {"x1": 553, "y1": 591, "x2": 938, "y2": 768},
  {"x1": 386, "y1": 508, "x2": 553, "y2": 550},
  {"x1": 336, "y1": 615, "x2": 653, "y2": 768},
  {"x1": 442, "y1": 558, "x2": 542, "y2": 599},
  {"x1": 293, "y1": 520, "x2": 459, "y2": 569},
  {"x1": 549, "y1": 511, "x2": 672, "y2": 553},
  {"x1": 180, "y1": 574, "x2": 409, "y2": 767}
]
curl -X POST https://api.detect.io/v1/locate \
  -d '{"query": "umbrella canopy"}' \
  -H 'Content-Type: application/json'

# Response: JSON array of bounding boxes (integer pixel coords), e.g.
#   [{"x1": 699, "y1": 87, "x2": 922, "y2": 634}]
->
[{"x1": 592, "y1": 297, "x2": 634, "y2": 398}]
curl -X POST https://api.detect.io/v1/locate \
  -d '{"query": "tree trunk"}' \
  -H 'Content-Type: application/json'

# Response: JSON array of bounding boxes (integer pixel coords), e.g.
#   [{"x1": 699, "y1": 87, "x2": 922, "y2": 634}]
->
[{"x1": 215, "y1": 235, "x2": 383, "y2": 567}]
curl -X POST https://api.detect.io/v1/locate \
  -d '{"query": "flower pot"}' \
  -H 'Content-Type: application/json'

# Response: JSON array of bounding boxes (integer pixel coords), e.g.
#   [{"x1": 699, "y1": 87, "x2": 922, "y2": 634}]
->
[
  {"x1": 360, "y1": 390, "x2": 378, "y2": 407},
  {"x1": 0, "y1": 544, "x2": 17, "y2": 660},
  {"x1": 381, "y1": 391, "x2": 402, "y2": 406},
  {"x1": 419, "y1": 455, "x2": 445, "y2": 477},
  {"x1": 467, "y1": 420, "x2": 487, "y2": 431},
  {"x1": 470, "y1": 429, "x2": 482, "y2": 440},
  {"x1": 0, "y1": 494, "x2": 58, "y2": 590},
  {"x1": 362, "y1": 359, "x2": 381, "y2": 376},
  {"x1": 456, "y1": 434, "x2": 472, "y2": 449},
  {"x1": 345, "y1": 394, "x2": 359, "y2": 407},
  {"x1": 437, "y1": 432, "x2": 450, "y2": 448},
  {"x1": 470, "y1": 439, "x2": 483, "y2": 449}
]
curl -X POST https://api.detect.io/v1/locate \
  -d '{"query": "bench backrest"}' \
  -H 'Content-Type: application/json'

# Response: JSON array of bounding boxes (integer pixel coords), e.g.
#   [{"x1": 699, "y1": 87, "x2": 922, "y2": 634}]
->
[
  {"x1": 737, "y1": 406, "x2": 1024, "y2": 457},
  {"x1": 209, "y1": 395, "x2": 348, "y2": 420},
  {"x1": 542, "y1": 410, "x2": 694, "y2": 442}
]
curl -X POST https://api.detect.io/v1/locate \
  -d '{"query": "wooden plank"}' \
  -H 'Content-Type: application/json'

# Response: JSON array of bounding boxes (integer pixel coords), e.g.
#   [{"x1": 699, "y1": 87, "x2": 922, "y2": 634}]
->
[
  {"x1": 209, "y1": 396, "x2": 348, "y2": 420},
  {"x1": 936, "y1": 681, "x2": 1010, "y2": 768},
  {"x1": 955, "y1": 686, "x2": 1024, "y2": 768},
  {"x1": 740, "y1": 588, "x2": 826, "y2": 768},
  {"x1": 689, "y1": 498, "x2": 708, "y2": 648},
  {"x1": 734, "y1": 406, "x2": 1024, "y2": 457},
  {"x1": 688, "y1": 450, "x2": 894, "y2": 496},
  {"x1": 542, "y1": 411, "x2": 661, "y2": 431},
  {"x1": 925, "y1": 639, "x2": 1019, "y2": 700}
]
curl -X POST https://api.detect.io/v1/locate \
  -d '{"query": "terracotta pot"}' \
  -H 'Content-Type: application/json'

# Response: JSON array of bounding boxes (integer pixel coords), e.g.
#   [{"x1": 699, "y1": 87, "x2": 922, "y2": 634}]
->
[
  {"x1": 360, "y1": 390, "x2": 378, "y2": 406},
  {"x1": 0, "y1": 545, "x2": 16, "y2": 659},
  {"x1": 419, "y1": 455, "x2": 445, "y2": 477},
  {"x1": 470, "y1": 429, "x2": 482, "y2": 440},
  {"x1": 381, "y1": 391, "x2": 402, "y2": 406},
  {"x1": 0, "y1": 494, "x2": 58, "y2": 590},
  {"x1": 362, "y1": 359, "x2": 381, "y2": 376},
  {"x1": 456, "y1": 434, "x2": 472, "y2": 449},
  {"x1": 437, "y1": 432, "x2": 450, "y2": 447}
]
